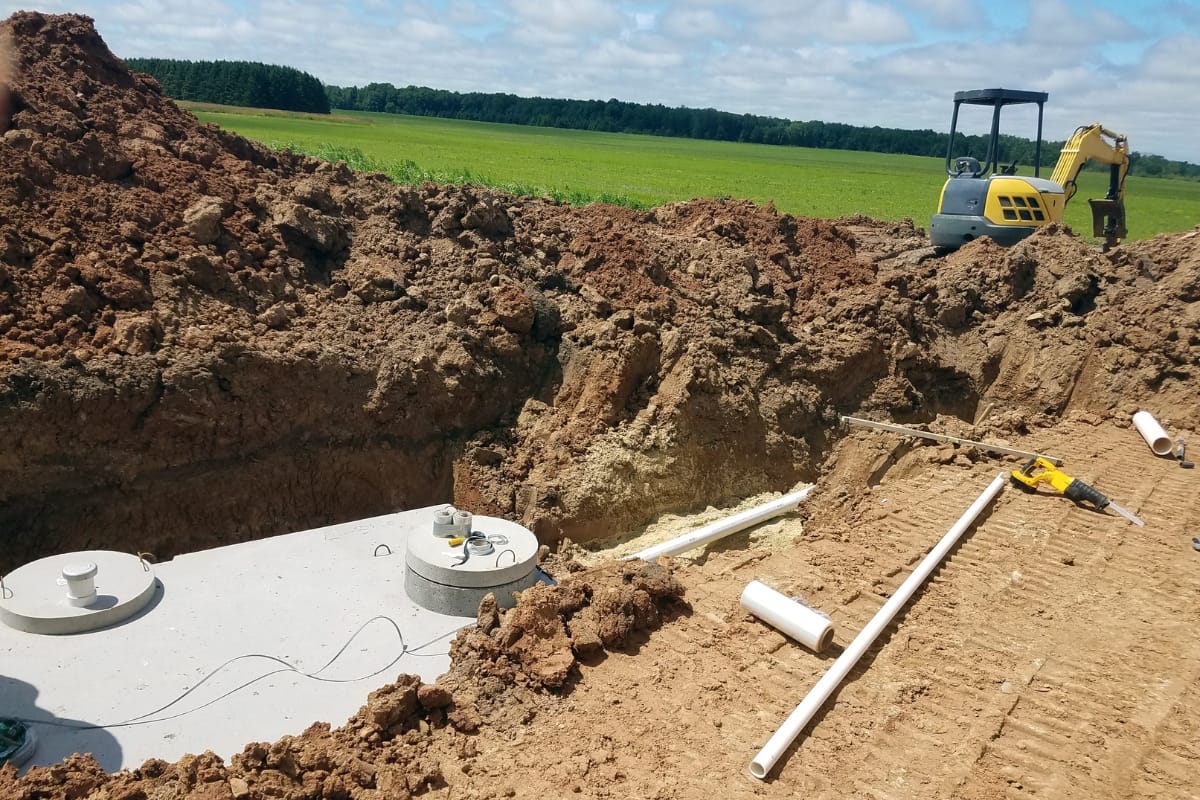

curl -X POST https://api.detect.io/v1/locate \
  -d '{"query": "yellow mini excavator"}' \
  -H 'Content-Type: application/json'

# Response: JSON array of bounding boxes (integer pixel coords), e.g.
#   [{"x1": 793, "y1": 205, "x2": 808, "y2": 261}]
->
[{"x1": 929, "y1": 88, "x2": 1129, "y2": 251}]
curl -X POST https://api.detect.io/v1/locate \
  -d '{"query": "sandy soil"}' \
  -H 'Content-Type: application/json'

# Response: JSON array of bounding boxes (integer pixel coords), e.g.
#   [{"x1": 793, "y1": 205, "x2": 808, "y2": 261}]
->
[{"x1": 2, "y1": 12, "x2": 1198, "y2": 800}]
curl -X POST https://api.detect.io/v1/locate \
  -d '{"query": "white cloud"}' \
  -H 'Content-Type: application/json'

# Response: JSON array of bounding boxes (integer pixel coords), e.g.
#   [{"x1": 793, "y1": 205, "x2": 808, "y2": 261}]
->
[
  {"x1": 660, "y1": 8, "x2": 726, "y2": 39},
  {"x1": 446, "y1": 0, "x2": 496, "y2": 25},
  {"x1": 403, "y1": 18, "x2": 461, "y2": 46},
  {"x1": 1025, "y1": 0, "x2": 1137, "y2": 47},
  {"x1": 1137, "y1": 33, "x2": 1200, "y2": 80},
  {"x1": 900, "y1": 0, "x2": 982, "y2": 28},
  {"x1": 1040, "y1": 34, "x2": 1200, "y2": 157},
  {"x1": 506, "y1": 0, "x2": 624, "y2": 35},
  {"x1": 586, "y1": 36, "x2": 686, "y2": 71},
  {"x1": 821, "y1": 0, "x2": 914, "y2": 44},
  {"x1": 110, "y1": 0, "x2": 234, "y2": 24},
  {"x1": 0, "y1": 0, "x2": 1195, "y2": 161},
  {"x1": 743, "y1": 0, "x2": 913, "y2": 45},
  {"x1": 0, "y1": 0, "x2": 75, "y2": 11}
]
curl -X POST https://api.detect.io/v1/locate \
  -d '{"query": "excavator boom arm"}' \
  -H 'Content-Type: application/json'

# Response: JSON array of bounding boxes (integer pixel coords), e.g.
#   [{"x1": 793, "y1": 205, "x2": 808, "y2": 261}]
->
[
  {"x1": 1049, "y1": 124, "x2": 1129, "y2": 247},
  {"x1": 1050, "y1": 124, "x2": 1129, "y2": 201}
]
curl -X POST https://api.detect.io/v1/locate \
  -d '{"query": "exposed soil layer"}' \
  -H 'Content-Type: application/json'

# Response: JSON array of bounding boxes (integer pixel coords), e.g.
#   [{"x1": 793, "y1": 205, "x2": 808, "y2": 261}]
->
[
  {"x1": 3, "y1": 14, "x2": 1196, "y2": 574},
  {"x1": 2, "y1": 13, "x2": 1200, "y2": 800}
]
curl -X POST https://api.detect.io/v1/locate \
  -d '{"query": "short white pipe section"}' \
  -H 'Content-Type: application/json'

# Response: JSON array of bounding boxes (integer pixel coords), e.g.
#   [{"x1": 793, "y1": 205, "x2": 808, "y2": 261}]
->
[
  {"x1": 631, "y1": 486, "x2": 814, "y2": 562},
  {"x1": 748, "y1": 472, "x2": 1007, "y2": 780},
  {"x1": 741, "y1": 580, "x2": 833, "y2": 653},
  {"x1": 62, "y1": 561, "x2": 98, "y2": 608},
  {"x1": 1132, "y1": 410, "x2": 1173, "y2": 456}
]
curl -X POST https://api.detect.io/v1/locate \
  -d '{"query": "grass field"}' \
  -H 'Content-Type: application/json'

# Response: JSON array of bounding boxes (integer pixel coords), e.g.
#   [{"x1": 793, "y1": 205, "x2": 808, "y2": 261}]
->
[{"x1": 187, "y1": 102, "x2": 1200, "y2": 242}]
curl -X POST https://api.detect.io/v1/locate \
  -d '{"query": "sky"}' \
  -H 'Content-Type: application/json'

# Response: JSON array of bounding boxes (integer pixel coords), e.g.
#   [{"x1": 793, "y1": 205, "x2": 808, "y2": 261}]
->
[{"x1": 3, "y1": 0, "x2": 1199, "y2": 162}]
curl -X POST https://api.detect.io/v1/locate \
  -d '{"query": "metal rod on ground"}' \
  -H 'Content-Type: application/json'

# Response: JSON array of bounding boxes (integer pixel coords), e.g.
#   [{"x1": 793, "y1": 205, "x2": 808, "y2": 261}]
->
[
  {"x1": 748, "y1": 472, "x2": 1008, "y2": 780},
  {"x1": 839, "y1": 415, "x2": 1063, "y2": 466},
  {"x1": 630, "y1": 486, "x2": 815, "y2": 562}
]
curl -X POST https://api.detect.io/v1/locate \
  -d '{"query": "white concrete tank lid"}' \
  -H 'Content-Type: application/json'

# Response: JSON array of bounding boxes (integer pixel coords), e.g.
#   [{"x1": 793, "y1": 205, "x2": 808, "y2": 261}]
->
[
  {"x1": 1, "y1": 550, "x2": 157, "y2": 635},
  {"x1": 405, "y1": 515, "x2": 538, "y2": 589}
]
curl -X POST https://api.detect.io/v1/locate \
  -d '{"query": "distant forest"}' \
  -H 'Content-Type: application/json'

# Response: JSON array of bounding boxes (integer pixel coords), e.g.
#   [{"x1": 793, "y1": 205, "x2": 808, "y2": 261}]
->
[
  {"x1": 126, "y1": 58, "x2": 330, "y2": 114},
  {"x1": 325, "y1": 84, "x2": 1198, "y2": 179},
  {"x1": 126, "y1": 58, "x2": 1197, "y2": 178}
]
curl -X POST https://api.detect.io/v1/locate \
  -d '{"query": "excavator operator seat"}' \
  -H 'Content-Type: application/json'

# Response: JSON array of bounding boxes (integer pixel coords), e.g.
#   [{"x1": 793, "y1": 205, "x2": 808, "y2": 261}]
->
[{"x1": 954, "y1": 157, "x2": 983, "y2": 177}]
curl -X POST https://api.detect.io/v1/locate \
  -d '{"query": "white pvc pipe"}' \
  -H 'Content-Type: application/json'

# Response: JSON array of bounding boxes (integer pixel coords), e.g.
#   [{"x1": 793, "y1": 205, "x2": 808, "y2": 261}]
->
[
  {"x1": 749, "y1": 472, "x2": 1007, "y2": 780},
  {"x1": 631, "y1": 486, "x2": 814, "y2": 562},
  {"x1": 62, "y1": 561, "x2": 98, "y2": 608},
  {"x1": 741, "y1": 580, "x2": 833, "y2": 653},
  {"x1": 1132, "y1": 410, "x2": 1172, "y2": 456}
]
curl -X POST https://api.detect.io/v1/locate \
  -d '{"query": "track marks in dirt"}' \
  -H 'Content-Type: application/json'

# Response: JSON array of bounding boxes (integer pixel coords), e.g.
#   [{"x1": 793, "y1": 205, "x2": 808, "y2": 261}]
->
[
  {"x1": 561, "y1": 423, "x2": 1199, "y2": 800},
  {"x1": 927, "y1": 429, "x2": 1199, "y2": 800}
]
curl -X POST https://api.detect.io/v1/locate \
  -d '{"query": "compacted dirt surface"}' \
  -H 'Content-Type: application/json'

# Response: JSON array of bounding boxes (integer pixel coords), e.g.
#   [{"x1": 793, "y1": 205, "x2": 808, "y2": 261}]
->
[{"x1": 2, "y1": 12, "x2": 1198, "y2": 800}]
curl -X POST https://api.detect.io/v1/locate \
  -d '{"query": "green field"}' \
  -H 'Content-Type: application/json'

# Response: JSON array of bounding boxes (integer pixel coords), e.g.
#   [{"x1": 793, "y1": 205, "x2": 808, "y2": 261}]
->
[{"x1": 188, "y1": 103, "x2": 1200, "y2": 242}]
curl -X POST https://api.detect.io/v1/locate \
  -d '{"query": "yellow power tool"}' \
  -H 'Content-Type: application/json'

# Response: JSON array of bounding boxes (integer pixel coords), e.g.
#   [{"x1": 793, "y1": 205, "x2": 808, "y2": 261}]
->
[{"x1": 1010, "y1": 458, "x2": 1143, "y2": 526}]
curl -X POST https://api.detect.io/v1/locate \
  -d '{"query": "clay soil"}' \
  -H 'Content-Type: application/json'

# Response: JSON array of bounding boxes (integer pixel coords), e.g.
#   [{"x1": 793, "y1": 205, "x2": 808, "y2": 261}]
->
[{"x1": 2, "y1": 12, "x2": 1199, "y2": 800}]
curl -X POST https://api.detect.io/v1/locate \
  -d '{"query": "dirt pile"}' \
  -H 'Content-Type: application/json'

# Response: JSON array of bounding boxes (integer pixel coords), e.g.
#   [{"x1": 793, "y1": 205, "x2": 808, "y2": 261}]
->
[
  {"x1": 447, "y1": 560, "x2": 686, "y2": 691},
  {"x1": 2, "y1": 10, "x2": 1198, "y2": 577},
  {"x1": 1, "y1": 558, "x2": 685, "y2": 800}
]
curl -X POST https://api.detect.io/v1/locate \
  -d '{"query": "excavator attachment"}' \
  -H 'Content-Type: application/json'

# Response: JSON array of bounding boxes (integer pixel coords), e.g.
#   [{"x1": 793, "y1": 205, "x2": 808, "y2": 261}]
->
[
  {"x1": 1053, "y1": 124, "x2": 1130, "y2": 249},
  {"x1": 1088, "y1": 197, "x2": 1127, "y2": 249}
]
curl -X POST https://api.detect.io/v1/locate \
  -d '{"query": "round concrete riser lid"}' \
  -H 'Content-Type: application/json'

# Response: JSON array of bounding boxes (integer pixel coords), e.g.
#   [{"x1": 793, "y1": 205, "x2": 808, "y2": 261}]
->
[
  {"x1": 405, "y1": 515, "x2": 539, "y2": 588},
  {"x1": 404, "y1": 515, "x2": 542, "y2": 617},
  {"x1": 1, "y1": 551, "x2": 158, "y2": 635}
]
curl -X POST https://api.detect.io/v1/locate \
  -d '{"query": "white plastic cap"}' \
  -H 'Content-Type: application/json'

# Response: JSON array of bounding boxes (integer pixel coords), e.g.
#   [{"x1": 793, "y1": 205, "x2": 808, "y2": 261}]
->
[{"x1": 61, "y1": 562, "x2": 98, "y2": 581}]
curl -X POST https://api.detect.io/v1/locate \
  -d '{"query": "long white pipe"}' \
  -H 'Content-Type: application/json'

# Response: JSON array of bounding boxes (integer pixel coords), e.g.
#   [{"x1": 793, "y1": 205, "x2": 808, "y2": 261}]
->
[
  {"x1": 749, "y1": 472, "x2": 1007, "y2": 780},
  {"x1": 1132, "y1": 410, "x2": 1172, "y2": 456},
  {"x1": 741, "y1": 580, "x2": 834, "y2": 653},
  {"x1": 631, "y1": 486, "x2": 814, "y2": 562}
]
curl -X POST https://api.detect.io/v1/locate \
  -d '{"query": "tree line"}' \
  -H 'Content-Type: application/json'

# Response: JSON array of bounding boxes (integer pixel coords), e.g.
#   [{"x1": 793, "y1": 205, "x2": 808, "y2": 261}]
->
[
  {"x1": 124, "y1": 58, "x2": 1197, "y2": 179},
  {"x1": 126, "y1": 58, "x2": 330, "y2": 114},
  {"x1": 325, "y1": 82, "x2": 975, "y2": 155},
  {"x1": 324, "y1": 83, "x2": 1198, "y2": 178}
]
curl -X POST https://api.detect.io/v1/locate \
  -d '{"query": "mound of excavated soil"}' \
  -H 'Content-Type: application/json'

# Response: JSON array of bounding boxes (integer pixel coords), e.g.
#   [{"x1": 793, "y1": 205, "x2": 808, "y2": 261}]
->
[
  {"x1": 2, "y1": 13, "x2": 1198, "y2": 574},
  {"x1": 3, "y1": 11, "x2": 1200, "y2": 800}
]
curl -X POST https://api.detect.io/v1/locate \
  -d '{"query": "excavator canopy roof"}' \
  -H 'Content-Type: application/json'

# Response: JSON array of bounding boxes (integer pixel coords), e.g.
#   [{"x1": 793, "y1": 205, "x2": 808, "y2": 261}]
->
[
  {"x1": 954, "y1": 88, "x2": 1048, "y2": 106},
  {"x1": 943, "y1": 88, "x2": 1049, "y2": 179}
]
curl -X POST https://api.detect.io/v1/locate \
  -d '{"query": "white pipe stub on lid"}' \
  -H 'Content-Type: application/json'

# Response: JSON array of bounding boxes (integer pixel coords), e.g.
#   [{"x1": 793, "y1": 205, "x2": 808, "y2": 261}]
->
[
  {"x1": 741, "y1": 580, "x2": 833, "y2": 653},
  {"x1": 1132, "y1": 410, "x2": 1173, "y2": 456},
  {"x1": 62, "y1": 561, "x2": 98, "y2": 608},
  {"x1": 431, "y1": 507, "x2": 456, "y2": 537}
]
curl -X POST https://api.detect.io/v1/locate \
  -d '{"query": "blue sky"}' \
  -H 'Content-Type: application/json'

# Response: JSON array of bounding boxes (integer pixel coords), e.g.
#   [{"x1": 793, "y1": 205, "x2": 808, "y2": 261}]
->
[{"x1": 3, "y1": 0, "x2": 1199, "y2": 162}]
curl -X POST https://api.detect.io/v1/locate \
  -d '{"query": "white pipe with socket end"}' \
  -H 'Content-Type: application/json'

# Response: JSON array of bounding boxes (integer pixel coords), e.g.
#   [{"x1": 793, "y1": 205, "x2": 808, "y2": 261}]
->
[
  {"x1": 631, "y1": 486, "x2": 814, "y2": 562},
  {"x1": 741, "y1": 580, "x2": 833, "y2": 653},
  {"x1": 1132, "y1": 410, "x2": 1173, "y2": 456},
  {"x1": 748, "y1": 472, "x2": 1007, "y2": 780},
  {"x1": 62, "y1": 561, "x2": 98, "y2": 608}
]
